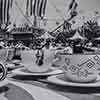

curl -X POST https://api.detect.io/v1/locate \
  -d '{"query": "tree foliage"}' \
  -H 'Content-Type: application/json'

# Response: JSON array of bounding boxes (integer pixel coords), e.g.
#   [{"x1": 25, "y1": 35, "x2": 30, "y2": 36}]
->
[{"x1": 78, "y1": 20, "x2": 100, "y2": 40}]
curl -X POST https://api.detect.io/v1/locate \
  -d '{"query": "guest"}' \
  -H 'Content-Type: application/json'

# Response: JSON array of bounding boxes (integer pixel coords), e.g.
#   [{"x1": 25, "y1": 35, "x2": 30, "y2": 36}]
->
[
  {"x1": 35, "y1": 47, "x2": 44, "y2": 66},
  {"x1": 12, "y1": 47, "x2": 22, "y2": 60},
  {"x1": 64, "y1": 43, "x2": 73, "y2": 54}
]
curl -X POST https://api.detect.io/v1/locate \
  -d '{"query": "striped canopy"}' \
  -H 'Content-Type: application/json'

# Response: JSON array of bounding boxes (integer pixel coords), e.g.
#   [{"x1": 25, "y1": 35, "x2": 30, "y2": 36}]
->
[
  {"x1": 26, "y1": 0, "x2": 47, "y2": 18},
  {"x1": 0, "y1": 0, "x2": 13, "y2": 28}
]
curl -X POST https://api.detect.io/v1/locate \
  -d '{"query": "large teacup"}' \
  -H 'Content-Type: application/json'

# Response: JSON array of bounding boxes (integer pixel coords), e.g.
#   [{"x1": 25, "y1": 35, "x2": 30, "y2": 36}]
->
[
  {"x1": 53, "y1": 53, "x2": 100, "y2": 83},
  {"x1": 21, "y1": 49, "x2": 55, "y2": 73}
]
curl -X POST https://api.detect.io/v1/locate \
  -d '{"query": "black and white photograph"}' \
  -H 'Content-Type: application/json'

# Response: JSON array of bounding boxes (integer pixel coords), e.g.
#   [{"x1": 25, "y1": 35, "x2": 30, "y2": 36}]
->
[{"x1": 0, "y1": 0, "x2": 100, "y2": 100}]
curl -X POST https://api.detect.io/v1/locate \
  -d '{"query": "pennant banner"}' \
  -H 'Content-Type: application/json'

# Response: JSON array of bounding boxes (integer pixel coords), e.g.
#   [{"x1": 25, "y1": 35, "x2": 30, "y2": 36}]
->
[{"x1": 67, "y1": 0, "x2": 78, "y2": 21}]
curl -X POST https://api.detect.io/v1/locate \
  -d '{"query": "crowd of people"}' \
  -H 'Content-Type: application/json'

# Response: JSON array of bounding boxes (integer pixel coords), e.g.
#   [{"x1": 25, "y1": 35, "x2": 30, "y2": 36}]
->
[{"x1": 0, "y1": 35, "x2": 100, "y2": 67}]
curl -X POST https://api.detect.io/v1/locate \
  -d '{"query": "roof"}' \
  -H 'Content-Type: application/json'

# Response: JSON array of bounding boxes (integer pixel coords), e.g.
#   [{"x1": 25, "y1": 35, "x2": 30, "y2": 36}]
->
[
  {"x1": 11, "y1": 27, "x2": 32, "y2": 34},
  {"x1": 11, "y1": 26, "x2": 45, "y2": 34}
]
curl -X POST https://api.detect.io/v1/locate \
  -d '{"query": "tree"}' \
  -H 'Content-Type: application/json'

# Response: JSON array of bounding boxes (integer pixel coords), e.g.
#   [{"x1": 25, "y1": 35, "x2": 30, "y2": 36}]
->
[
  {"x1": 78, "y1": 20, "x2": 100, "y2": 40},
  {"x1": 55, "y1": 29, "x2": 76, "y2": 43}
]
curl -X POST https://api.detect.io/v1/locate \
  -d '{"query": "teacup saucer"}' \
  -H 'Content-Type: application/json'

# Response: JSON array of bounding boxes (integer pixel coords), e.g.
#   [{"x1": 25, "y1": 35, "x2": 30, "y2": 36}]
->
[
  {"x1": 11, "y1": 68, "x2": 63, "y2": 76},
  {"x1": 47, "y1": 74, "x2": 100, "y2": 87}
]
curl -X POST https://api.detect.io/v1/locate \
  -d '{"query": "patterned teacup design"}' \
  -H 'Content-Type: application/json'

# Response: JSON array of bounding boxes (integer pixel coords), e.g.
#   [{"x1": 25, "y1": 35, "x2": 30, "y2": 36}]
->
[{"x1": 54, "y1": 54, "x2": 100, "y2": 83}]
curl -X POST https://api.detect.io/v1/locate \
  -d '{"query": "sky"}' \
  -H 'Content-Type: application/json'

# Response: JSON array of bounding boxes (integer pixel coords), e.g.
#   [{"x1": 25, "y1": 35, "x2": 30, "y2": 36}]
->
[{"x1": 10, "y1": 0, "x2": 100, "y2": 31}]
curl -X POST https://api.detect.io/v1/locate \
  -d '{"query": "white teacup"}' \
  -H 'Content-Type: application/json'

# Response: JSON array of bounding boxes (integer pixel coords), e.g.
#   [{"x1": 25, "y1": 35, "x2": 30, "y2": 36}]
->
[
  {"x1": 21, "y1": 49, "x2": 55, "y2": 73},
  {"x1": 54, "y1": 53, "x2": 100, "y2": 83}
]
